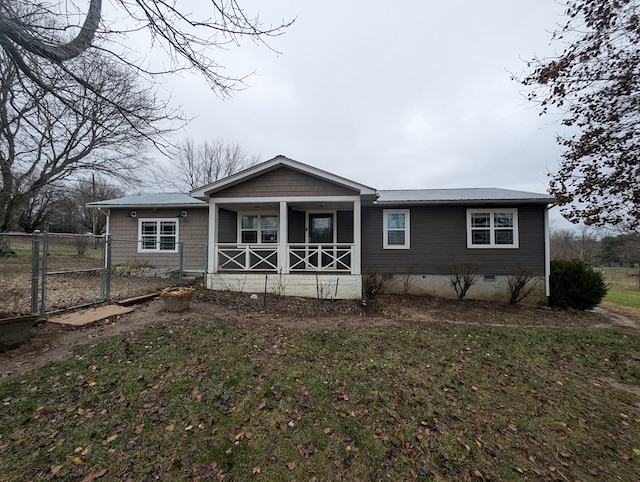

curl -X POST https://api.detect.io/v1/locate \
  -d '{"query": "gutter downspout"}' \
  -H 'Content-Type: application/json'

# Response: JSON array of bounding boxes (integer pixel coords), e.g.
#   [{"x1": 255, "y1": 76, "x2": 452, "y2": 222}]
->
[{"x1": 544, "y1": 205, "x2": 551, "y2": 299}]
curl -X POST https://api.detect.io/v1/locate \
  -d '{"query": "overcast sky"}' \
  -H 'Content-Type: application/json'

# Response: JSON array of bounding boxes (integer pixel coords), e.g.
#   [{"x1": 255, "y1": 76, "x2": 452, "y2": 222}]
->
[{"x1": 152, "y1": 1, "x2": 571, "y2": 226}]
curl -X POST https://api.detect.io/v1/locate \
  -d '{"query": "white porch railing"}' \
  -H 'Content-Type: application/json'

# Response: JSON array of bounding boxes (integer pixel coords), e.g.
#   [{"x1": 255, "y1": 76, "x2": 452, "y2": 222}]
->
[
  {"x1": 288, "y1": 244, "x2": 353, "y2": 272},
  {"x1": 215, "y1": 243, "x2": 353, "y2": 273},
  {"x1": 216, "y1": 244, "x2": 279, "y2": 271}
]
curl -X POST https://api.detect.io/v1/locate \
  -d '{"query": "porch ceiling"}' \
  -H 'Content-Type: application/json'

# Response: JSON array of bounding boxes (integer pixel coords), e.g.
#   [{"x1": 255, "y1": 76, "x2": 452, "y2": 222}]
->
[{"x1": 217, "y1": 201, "x2": 355, "y2": 212}]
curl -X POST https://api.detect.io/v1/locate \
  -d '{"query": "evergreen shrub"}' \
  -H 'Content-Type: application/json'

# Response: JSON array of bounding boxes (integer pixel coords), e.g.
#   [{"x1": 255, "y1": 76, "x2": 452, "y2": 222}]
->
[{"x1": 549, "y1": 258, "x2": 607, "y2": 310}]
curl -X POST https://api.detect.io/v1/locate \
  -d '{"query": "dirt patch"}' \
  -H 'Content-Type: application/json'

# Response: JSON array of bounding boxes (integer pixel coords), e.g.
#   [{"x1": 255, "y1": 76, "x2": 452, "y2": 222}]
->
[
  {"x1": 1, "y1": 292, "x2": 637, "y2": 382},
  {"x1": 596, "y1": 377, "x2": 640, "y2": 398},
  {"x1": 596, "y1": 302, "x2": 640, "y2": 329}
]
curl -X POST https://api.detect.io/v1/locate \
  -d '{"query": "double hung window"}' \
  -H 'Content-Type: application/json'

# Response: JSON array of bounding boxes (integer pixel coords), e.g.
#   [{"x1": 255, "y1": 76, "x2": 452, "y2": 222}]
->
[
  {"x1": 240, "y1": 215, "x2": 278, "y2": 243},
  {"x1": 139, "y1": 219, "x2": 178, "y2": 252},
  {"x1": 467, "y1": 209, "x2": 518, "y2": 248},
  {"x1": 383, "y1": 209, "x2": 410, "y2": 249}
]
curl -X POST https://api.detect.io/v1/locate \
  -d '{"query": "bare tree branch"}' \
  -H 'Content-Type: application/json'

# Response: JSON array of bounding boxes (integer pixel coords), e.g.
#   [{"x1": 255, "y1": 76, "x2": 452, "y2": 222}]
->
[
  {"x1": 0, "y1": 1, "x2": 293, "y2": 99},
  {"x1": 153, "y1": 137, "x2": 260, "y2": 192},
  {"x1": 0, "y1": 48, "x2": 170, "y2": 232},
  {"x1": 0, "y1": 0, "x2": 102, "y2": 62}
]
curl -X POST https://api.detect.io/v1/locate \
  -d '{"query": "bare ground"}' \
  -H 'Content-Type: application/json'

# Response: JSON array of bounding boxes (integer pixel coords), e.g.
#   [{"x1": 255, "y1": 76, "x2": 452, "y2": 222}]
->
[{"x1": 2, "y1": 291, "x2": 638, "y2": 384}]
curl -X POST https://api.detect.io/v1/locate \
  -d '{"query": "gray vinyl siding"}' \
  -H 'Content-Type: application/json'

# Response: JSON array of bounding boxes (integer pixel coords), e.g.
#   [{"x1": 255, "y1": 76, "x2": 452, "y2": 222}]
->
[
  {"x1": 288, "y1": 209, "x2": 306, "y2": 243},
  {"x1": 337, "y1": 210, "x2": 354, "y2": 243},
  {"x1": 217, "y1": 208, "x2": 237, "y2": 243},
  {"x1": 361, "y1": 205, "x2": 546, "y2": 275},
  {"x1": 108, "y1": 207, "x2": 208, "y2": 267},
  {"x1": 213, "y1": 167, "x2": 359, "y2": 197}
]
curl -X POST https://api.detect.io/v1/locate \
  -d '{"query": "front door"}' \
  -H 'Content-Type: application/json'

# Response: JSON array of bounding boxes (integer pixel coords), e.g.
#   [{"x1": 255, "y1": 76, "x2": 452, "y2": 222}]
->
[
  {"x1": 308, "y1": 213, "x2": 334, "y2": 269},
  {"x1": 309, "y1": 213, "x2": 334, "y2": 243}
]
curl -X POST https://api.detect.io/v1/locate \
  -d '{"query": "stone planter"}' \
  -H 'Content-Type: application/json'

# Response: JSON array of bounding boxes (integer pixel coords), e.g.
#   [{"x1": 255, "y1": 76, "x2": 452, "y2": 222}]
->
[
  {"x1": 0, "y1": 314, "x2": 41, "y2": 351},
  {"x1": 160, "y1": 287, "x2": 196, "y2": 312}
]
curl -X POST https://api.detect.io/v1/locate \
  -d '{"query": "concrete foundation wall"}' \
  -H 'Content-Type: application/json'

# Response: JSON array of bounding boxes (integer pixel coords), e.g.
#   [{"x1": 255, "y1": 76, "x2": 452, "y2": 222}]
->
[
  {"x1": 382, "y1": 274, "x2": 548, "y2": 305},
  {"x1": 205, "y1": 273, "x2": 547, "y2": 305},
  {"x1": 206, "y1": 273, "x2": 362, "y2": 299}
]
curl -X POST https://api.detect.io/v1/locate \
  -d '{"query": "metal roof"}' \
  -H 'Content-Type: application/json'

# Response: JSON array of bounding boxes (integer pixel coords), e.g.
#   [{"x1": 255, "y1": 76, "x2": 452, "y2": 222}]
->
[
  {"x1": 87, "y1": 193, "x2": 207, "y2": 208},
  {"x1": 375, "y1": 188, "x2": 555, "y2": 205}
]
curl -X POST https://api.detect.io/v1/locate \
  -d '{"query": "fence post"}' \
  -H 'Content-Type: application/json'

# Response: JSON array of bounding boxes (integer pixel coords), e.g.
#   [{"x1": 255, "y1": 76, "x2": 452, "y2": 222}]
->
[
  {"x1": 102, "y1": 234, "x2": 111, "y2": 301},
  {"x1": 39, "y1": 231, "x2": 48, "y2": 315},
  {"x1": 179, "y1": 241, "x2": 184, "y2": 284},
  {"x1": 31, "y1": 230, "x2": 40, "y2": 314}
]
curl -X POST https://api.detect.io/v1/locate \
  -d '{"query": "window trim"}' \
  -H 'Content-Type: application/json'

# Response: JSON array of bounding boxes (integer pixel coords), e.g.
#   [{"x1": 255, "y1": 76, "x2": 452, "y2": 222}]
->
[
  {"x1": 466, "y1": 208, "x2": 519, "y2": 249},
  {"x1": 138, "y1": 218, "x2": 179, "y2": 253},
  {"x1": 383, "y1": 209, "x2": 410, "y2": 249},
  {"x1": 237, "y1": 213, "x2": 279, "y2": 245}
]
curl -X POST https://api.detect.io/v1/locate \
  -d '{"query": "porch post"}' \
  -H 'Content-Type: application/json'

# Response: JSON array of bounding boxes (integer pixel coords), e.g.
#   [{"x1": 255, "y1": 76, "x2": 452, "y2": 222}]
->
[
  {"x1": 353, "y1": 198, "x2": 361, "y2": 275},
  {"x1": 279, "y1": 201, "x2": 289, "y2": 273},
  {"x1": 208, "y1": 201, "x2": 218, "y2": 275}
]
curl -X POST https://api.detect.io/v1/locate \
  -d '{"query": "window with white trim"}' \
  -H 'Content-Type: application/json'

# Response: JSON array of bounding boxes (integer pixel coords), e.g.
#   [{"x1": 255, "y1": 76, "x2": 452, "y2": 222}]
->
[
  {"x1": 467, "y1": 209, "x2": 518, "y2": 248},
  {"x1": 383, "y1": 209, "x2": 410, "y2": 249},
  {"x1": 240, "y1": 214, "x2": 278, "y2": 244},
  {"x1": 138, "y1": 219, "x2": 178, "y2": 253}
]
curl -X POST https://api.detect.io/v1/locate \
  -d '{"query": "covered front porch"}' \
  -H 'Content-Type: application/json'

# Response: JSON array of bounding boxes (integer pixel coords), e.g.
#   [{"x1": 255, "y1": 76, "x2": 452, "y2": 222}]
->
[{"x1": 206, "y1": 198, "x2": 364, "y2": 299}]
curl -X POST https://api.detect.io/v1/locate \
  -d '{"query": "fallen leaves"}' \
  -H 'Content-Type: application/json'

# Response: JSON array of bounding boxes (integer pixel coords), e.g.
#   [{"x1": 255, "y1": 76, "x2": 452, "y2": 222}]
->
[
  {"x1": 80, "y1": 469, "x2": 108, "y2": 482},
  {"x1": 1, "y1": 303, "x2": 639, "y2": 481}
]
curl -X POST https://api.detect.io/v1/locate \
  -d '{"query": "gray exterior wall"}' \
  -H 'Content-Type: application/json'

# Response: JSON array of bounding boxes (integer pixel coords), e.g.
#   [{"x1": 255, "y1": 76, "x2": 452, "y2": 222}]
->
[
  {"x1": 288, "y1": 209, "x2": 306, "y2": 243},
  {"x1": 212, "y1": 167, "x2": 359, "y2": 197},
  {"x1": 361, "y1": 204, "x2": 546, "y2": 276},
  {"x1": 108, "y1": 207, "x2": 208, "y2": 269},
  {"x1": 217, "y1": 208, "x2": 237, "y2": 243},
  {"x1": 337, "y1": 210, "x2": 354, "y2": 243}
]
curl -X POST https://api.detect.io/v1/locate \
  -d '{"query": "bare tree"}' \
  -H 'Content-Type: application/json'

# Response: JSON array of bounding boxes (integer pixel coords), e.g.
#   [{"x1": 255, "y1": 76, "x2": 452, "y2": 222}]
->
[
  {"x1": 157, "y1": 138, "x2": 260, "y2": 191},
  {"x1": 0, "y1": 48, "x2": 169, "y2": 234},
  {"x1": 550, "y1": 229, "x2": 577, "y2": 261},
  {"x1": 17, "y1": 184, "x2": 65, "y2": 233},
  {"x1": 67, "y1": 176, "x2": 126, "y2": 234},
  {"x1": 14, "y1": 174, "x2": 124, "y2": 234},
  {"x1": 550, "y1": 227, "x2": 600, "y2": 263},
  {"x1": 573, "y1": 227, "x2": 600, "y2": 265},
  {"x1": 0, "y1": 1, "x2": 293, "y2": 106}
]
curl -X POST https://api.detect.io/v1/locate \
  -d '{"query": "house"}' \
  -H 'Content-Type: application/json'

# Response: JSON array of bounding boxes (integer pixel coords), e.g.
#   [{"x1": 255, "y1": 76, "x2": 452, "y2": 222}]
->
[{"x1": 88, "y1": 156, "x2": 555, "y2": 303}]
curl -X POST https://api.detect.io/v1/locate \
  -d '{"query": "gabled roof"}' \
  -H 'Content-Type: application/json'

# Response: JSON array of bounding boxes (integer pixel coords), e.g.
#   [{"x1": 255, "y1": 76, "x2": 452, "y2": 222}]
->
[
  {"x1": 190, "y1": 155, "x2": 378, "y2": 199},
  {"x1": 376, "y1": 188, "x2": 555, "y2": 205},
  {"x1": 87, "y1": 193, "x2": 207, "y2": 208}
]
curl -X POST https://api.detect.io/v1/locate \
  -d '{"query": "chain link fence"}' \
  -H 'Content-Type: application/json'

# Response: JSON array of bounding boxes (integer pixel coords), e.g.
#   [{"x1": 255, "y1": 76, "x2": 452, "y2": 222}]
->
[
  {"x1": 0, "y1": 232, "x2": 207, "y2": 316},
  {"x1": 0, "y1": 232, "x2": 36, "y2": 315}
]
